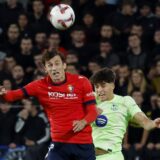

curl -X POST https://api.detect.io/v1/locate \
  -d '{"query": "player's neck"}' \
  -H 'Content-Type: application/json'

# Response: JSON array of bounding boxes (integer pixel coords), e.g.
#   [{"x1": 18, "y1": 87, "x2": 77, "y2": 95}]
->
[{"x1": 106, "y1": 94, "x2": 114, "y2": 101}]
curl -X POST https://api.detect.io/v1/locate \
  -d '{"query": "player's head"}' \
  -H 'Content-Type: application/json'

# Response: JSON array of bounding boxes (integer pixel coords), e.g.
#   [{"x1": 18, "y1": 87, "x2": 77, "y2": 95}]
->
[
  {"x1": 42, "y1": 50, "x2": 66, "y2": 83},
  {"x1": 90, "y1": 67, "x2": 116, "y2": 101}
]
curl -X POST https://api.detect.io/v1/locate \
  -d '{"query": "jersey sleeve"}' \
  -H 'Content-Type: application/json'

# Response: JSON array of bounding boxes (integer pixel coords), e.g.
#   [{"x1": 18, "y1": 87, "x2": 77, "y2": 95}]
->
[
  {"x1": 22, "y1": 80, "x2": 39, "y2": 97},
  {"x1": 80, "y1": 76, "x2": 96, "y2": 106},
  {"x1": 124, "y1": 96, "x2": 142, "y2": 120},
  {"x1": 2, "y1": 80, "x2": 39, "y2": 102}
]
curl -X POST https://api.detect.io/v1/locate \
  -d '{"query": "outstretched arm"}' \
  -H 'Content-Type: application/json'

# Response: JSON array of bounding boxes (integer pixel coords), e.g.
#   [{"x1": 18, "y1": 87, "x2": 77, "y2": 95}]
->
[
  {"x1": 132, "y1": 112, "x2": 160, "y2": 131},
  {"x1": 0, "y1": 86, "x2": 24, "y2": 102}
]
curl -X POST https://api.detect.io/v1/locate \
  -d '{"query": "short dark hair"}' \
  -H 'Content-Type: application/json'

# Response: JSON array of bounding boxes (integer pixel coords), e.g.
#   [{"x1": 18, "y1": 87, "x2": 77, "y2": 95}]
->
[
  {"x1": 42, "y1": 49, "x2": 65, "y2": 65},
  {"x1": 90, "y1": 67, "x2": 116, "y2": 85}
]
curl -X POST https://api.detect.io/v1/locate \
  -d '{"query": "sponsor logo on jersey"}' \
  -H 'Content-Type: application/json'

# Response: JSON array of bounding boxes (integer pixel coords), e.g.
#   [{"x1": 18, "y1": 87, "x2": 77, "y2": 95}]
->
[
  {"x1": 95, "y1": 115, "x2": 108, "y2": 127},
  {"x1": 111, "y1": 104, "x2": 118, "y2": 111},
  {"x1": 48, "y1": 91, "x2": 78, "y2": 99}
]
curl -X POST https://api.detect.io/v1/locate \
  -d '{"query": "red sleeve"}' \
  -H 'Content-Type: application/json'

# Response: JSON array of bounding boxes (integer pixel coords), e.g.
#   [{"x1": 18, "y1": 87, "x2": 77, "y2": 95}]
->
[
  {"x1": 81, "y1": 76, "x2": 98, "y2": 124},
  {"x1": 83, "y1": 104, "x2": 98, "y2": 124},
  {"x1": 2, "y1": 80, "x2": 38, "y2": 102},
  {"x1": 81, "y1": 76, "x2": 96, "y2": 104},
  {"x1": 23, "y1": 80, "x2": 38, "y2": 96},
  {"x1": 3, "y1": 89, "x2": 24, "y2": 102}
]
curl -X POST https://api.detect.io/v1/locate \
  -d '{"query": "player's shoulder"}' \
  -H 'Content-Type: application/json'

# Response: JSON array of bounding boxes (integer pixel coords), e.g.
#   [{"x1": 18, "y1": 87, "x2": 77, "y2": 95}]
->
[
  {"x1": 114, "y1": 95, "x2": 135, "y2": 106},
  {"x1": 67, "y1": 72, "x2": 89, "y2": 82},
  {"x1": 32, "y1": 76, "x2": 48, "y2": 85},
  {"x1": 123, "y1": 95, "x2": 136, "y2": 106},
  {"x1": 123, "y1": 95, "x2": 134, "y2": 101}
]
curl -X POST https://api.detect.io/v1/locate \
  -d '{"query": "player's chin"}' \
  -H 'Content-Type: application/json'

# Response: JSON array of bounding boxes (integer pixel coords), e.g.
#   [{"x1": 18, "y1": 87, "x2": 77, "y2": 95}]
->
[{"x1": 99, "y1": 96, "x2": 107, "y2": 101}]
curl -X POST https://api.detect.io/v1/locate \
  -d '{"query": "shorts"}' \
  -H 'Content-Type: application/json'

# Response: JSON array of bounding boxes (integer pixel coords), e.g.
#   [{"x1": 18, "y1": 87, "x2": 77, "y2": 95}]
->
[{"x1": 45, "y1": 142, "x2": 96, "y2": 160}]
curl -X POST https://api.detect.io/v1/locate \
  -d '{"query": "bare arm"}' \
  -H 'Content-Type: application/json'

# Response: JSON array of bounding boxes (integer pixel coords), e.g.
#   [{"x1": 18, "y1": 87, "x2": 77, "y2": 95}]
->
[{"x1": 132, "y1": 112, "x2": 160, "y2": 131}]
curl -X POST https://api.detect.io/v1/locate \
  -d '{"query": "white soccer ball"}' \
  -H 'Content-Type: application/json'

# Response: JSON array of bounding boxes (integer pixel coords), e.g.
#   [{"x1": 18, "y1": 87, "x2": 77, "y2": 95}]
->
[{"x1": 50, "y1": 4, "x2": 75, "y2": 30}]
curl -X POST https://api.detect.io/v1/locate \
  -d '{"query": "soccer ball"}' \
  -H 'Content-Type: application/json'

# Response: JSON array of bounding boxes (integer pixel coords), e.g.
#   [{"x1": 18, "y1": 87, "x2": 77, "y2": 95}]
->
[{"x1": 50, "y1": 4, "x2": 75, "y2": 30}]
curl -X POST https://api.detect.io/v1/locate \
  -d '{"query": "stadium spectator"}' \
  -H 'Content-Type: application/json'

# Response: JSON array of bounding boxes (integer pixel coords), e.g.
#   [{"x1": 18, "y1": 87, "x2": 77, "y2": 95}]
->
[
  {"x1": 146, "y1": 94, "x2": 160, "y2": 160},
  {"x1": 2, "y1": 24, "x2": 20, "y2": 56},
  {"x1": 0, "y1": 102, "x2": 17, "y2": 147},
  {"x1": 97, "y1": 38, "x2": 120, "y2": 67},
  {"x1": 115, "y1": 65, "x2": 130, "y2": 96},
  {"x1": 125, "y1": 34, "x2": 147, "y2": 70},
  {"x1": 15, "y1": 98, "x2": 49, "y2": 160}
]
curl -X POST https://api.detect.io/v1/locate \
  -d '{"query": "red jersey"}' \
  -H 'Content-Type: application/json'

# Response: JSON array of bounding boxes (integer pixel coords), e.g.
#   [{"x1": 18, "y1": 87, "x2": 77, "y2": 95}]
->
[{"x1": 4, "y1": 73, "x2": 97, "y2": 144}]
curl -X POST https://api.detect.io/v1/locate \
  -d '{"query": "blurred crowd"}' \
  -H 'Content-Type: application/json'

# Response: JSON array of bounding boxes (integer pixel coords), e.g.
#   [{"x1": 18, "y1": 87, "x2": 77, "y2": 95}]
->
[{"x1": 0, "y1": 0, "x2": 160, "y2": 160}]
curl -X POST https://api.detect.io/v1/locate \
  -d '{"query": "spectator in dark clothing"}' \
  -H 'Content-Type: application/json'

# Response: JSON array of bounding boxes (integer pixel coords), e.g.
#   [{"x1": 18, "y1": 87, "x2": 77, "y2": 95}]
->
[
  {"x1": 125, "y1": 34, "x2": 147, "y2": 70},
  {"x1": 0, "y1": 52, "x2": 11, "y2": 82},
  {"x1": 115, "y1": 65, "x2": 130, "y2": 96},
  {"x1": 4, "y1": 56, "x2": 17, "y2": 75},
  {"x1": 17, "y1": 12, "x2": 32, "y2": 38},
  {"x1": 150, "y1": 57, "x2": 160, "y2": 94},
  {"x1": 136, "y1": 2, "x2": 155, "y2": 37},
  {"x1": 146, "y1": 95, "x2": 160, "y2": 160},
  {"x1": 152, "y1": 30, "x2": 160, "y2": 60},
  {"x1": 81, "y1": 11, "x2": 99, "y2": 43},
  {"x1": 33, "y1": 52, "x2": 45, "y2": 76},
  {"x1": 87, "y1": 56, "x2": 103, "y2": 77},
  {"x1": 15, "y1": 98, "x2": 49, "y2": 160},
  {"x1": 1, "y1": 24, "x2": 20, "y2": 56},
  {"x1": 33, "y1": 31, "x2": 47, "y2": 51},
  {"x1": 153, "y1": 2, "x2": 160, "y2": 31},
  {"x1": 15, "y1": 37, "x2": 35, "y2": 75},
  {"x1": 99, "y1": 24, "x2": 122, "y2": 51},
  {"x1": 83, "y1": 0, "x2": 111, "y2": 26},
  {"x1": 98, "y1": 39, "x2": 120, "y2": 67},
  {"x1": 130, "y1": 23, "x2": 153, "y2": 51},
  {"x1": 11, "y1": 65, "x2": 28, "y2": 89},
  {"x1": 0, "y1": 102, "x2": 17, "y2": 147},
  {"x1": 29, "y1": 0, "x2": 49, "y2": 36},
  {"x1": 109, "y1": 1, "x2": 136, "y2": 34},
  {"x1": 0, "y1": 0, "x2": 23, "y2": 29},
  {"x1": 68, "y1": 26, "x2": 96, "y2": 68},
  {"x1": 48, "y1": 31, "x2": 68, "y2": 56}
]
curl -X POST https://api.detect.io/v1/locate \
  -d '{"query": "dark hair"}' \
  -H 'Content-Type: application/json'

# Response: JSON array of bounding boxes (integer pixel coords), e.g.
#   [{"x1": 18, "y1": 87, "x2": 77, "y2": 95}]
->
[
  {"x1": 90, "y1": 67, "x2": 116, "y2": 85},
  {"x1": 42, "y1": 49, "x2": 65, "y2": 65}
]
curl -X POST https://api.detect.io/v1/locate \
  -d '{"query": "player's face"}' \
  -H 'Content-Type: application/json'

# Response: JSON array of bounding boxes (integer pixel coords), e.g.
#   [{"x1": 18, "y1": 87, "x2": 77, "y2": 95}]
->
[
  {"x1": 95, "y1": 82, "x2": 114, "y2": 101},
  {"x1": 45, "y1": 55, "x2": 66, "y2": 83}
]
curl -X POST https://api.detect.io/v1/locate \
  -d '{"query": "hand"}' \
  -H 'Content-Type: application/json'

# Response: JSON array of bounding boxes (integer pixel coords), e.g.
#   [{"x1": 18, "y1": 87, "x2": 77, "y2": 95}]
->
[
  {"x1": 18, "y1": 109, "x2": 29, "y2": 119},
  {"x1": 123, "y1": 143, "x2": 131, "y2": 150},
  {"x1": 25, "y1": 139, "x2": 35, "y2": 146},
  {"x1": 147, "y1": 143, "x2": 155, "y2": 150},
  {"x1": 9, "y1": 143, "x2": 17, "y2": 148},
  {"x1": 97, "y1": 108, "x2": 103, "y2": 115},
  {"x1": 73, "y1": 119, "x2": 87, "y2": 133},
  {"x1": 0, "y1": 86, "x2": 6, "y2": 96},
  {"x1": 135, "y1": 143, "x2": 144, "y2": 150},
  {"x1": 153, "y1": 118, "x2": 160, "y2": 128}
]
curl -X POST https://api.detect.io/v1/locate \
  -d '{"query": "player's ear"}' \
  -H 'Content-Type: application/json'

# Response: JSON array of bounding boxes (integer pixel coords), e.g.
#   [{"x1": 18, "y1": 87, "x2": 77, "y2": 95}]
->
[{"x1": 111, "y1": 83, "x2": 115, "y2": 90}]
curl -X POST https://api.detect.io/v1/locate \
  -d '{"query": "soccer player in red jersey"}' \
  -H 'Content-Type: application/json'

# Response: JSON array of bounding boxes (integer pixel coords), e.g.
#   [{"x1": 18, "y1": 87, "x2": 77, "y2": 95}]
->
[{"x1": 0, "y1": 50, "x2": 98, "y2": 160}]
